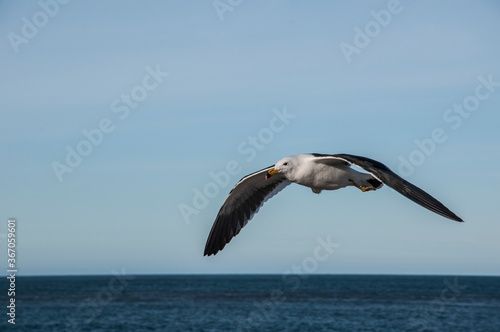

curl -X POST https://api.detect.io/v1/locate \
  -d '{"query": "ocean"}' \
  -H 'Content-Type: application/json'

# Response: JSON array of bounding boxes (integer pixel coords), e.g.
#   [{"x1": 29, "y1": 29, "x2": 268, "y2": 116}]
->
[{"x1": 5, "y1": 274, "x2": 500, "y2": 331}]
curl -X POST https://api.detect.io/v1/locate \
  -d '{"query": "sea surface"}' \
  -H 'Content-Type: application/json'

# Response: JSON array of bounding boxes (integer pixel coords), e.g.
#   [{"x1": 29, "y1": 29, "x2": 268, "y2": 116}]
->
[{"x1": 4, "y1": 274, "x2": 500, "y2": 331}]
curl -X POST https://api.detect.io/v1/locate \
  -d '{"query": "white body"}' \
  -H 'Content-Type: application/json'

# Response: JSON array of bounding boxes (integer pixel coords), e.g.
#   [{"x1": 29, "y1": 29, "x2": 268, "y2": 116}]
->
[{"x1": 274, "y1": 154, "x2": 377, "y2": 193}]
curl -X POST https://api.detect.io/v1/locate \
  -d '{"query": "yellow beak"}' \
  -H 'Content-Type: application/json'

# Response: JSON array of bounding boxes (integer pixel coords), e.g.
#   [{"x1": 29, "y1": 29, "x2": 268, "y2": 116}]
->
[{"x1": 266, "y1": 168, "x2": 280, "y2": 179}]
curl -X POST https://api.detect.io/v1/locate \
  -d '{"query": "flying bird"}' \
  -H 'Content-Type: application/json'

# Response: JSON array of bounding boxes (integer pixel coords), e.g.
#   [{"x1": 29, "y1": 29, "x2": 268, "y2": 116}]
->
[{"x1": 204, "y1": 153, "x2": 463, "y2": 256}]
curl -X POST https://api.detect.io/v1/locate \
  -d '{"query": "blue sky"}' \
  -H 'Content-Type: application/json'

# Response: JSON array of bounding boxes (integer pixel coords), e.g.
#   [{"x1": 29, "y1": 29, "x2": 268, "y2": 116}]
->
[{"x1": 1, "y1": 0, "x2": 499, "y2": 276}]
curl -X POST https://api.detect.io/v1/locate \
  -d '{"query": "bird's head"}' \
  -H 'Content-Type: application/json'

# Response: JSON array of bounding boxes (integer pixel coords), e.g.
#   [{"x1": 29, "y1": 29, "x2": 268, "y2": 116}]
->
[{"x1": 266, "y1": 157, "x2": 294, "y2": 180}]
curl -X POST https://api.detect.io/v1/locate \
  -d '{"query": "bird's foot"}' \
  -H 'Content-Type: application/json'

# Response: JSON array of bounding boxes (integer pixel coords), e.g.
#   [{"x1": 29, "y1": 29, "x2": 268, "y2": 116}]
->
[{"x1": 349, "y1": 180, "x2": 375, "y2": 192}]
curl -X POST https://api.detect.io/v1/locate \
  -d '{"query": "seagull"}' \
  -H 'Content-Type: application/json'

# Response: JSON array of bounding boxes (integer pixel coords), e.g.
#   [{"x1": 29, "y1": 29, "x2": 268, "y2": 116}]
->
[{"x1": 204, "y1": 153, "x2": 463, "y2": 256}]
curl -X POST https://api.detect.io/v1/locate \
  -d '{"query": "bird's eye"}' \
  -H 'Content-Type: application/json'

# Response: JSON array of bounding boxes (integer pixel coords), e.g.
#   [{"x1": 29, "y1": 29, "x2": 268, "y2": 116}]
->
[{"x1": 283, "y1": 162, "x2": 288, "y2": 166}]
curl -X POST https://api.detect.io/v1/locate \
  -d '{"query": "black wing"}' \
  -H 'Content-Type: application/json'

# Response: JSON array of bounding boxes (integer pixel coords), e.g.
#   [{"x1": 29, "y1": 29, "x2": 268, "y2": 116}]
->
[
  {"x1": 204, "y1": 166, "x2": 291, "y2": 256},
  {"x1": 312, "y1": 153, "x2": 463, "y2": 222}
]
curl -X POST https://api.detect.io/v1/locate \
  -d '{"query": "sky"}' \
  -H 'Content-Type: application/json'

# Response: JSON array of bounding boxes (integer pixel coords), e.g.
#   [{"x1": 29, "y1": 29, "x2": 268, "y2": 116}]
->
[{"x1": 0, "y1": 0, "x2": 499, "y2": 276}]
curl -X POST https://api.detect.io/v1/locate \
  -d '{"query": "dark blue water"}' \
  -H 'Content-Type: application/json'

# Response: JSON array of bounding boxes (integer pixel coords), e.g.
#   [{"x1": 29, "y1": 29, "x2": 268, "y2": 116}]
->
[{"x1": 3, "y1": 275, "x2": 500, "y2": 331}]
